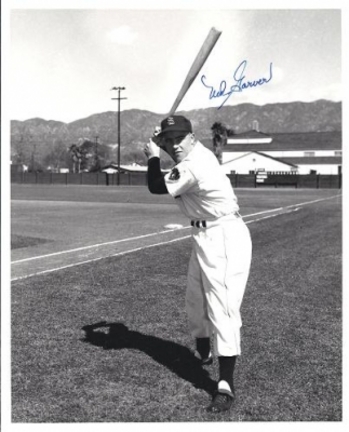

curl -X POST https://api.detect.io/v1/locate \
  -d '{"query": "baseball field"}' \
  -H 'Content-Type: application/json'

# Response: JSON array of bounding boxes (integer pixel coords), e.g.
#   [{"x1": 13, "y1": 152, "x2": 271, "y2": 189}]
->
[{"x1": 9, "y1": 184, "x2": 342, "y2": 423}]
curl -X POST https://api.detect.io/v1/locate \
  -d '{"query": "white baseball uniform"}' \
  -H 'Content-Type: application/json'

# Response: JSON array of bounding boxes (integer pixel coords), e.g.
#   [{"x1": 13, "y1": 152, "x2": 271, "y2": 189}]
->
[{"x1": 164, "y1": 141, "x2": 252, "y2": 357}]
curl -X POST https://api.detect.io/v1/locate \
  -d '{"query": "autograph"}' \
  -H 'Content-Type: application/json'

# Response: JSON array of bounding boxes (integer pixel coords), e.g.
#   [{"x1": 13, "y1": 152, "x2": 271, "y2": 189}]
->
[{"x1": 201, "y1": 60, "x2": 273, "y2": 109}]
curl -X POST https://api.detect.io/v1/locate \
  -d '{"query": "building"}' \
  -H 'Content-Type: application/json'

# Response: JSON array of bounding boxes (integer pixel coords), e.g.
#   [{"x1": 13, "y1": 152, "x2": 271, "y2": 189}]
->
[
  {"x1": 205, "y1": 130, "x2": 342, "y2": 175},
  {"x1": 10, "y1": 162, "x2": 28, "y2": 173},
  {"x1": 101, "y1": 162, "x2": 170, "y2": 174},
  {"x1": 223, "y1": 151, "x2": 298, "y2": 175},
  {"x1": 101, "y1": 163, "x2": 147, "y2": 174}
]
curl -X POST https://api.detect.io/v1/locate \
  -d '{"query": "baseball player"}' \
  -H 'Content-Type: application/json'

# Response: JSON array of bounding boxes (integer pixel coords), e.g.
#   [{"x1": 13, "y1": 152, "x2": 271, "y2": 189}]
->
[{"x1": 144, "y1": 115, "x2": 252, "y2": 413}]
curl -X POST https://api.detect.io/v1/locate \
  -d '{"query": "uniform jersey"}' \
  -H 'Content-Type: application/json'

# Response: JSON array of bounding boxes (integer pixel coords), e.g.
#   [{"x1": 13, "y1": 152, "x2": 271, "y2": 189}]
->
[{"x1": 164, "y1": 141, "x2": 239, "y2": 220}]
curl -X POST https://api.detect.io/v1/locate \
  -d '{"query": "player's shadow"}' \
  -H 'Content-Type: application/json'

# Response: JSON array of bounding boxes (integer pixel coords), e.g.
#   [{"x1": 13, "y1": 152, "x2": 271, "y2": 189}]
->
[{"x1": 81, "y1": 321, "x2": 216, "y2": 395}]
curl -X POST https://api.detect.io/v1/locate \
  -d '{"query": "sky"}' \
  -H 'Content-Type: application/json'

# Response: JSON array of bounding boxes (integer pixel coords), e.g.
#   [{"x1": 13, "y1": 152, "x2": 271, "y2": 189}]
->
[{"x1": 5, "y1": 2, "x2": 343, "y2": 123}]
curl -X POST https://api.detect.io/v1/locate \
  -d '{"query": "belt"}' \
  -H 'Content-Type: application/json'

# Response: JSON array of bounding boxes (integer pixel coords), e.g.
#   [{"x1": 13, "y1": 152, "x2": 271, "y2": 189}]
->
[{"x1": 191, "y1": 212, "x2": 241, "y2": 228}]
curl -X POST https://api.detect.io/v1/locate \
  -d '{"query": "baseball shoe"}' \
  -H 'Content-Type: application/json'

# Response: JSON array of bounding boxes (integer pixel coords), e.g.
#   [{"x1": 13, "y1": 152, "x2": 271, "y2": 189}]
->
[
  {"x1": 194, "y1": 350, "x2": 213, "y2": 366},
  {"x1": 206, "y1": 381, "x2": 235, "y2": 413}
]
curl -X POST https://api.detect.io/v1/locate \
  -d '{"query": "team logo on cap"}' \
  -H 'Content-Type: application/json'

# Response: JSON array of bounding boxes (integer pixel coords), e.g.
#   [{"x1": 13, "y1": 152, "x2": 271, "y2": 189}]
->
[{"x1": 167, "y1": 117, "x2": 175, "y2": 125}]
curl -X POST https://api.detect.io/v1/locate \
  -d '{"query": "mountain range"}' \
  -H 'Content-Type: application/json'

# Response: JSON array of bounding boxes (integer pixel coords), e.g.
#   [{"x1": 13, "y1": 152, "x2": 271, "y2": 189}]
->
[{"x1": 11, "y1": 100, "x2": 341, "y2": 167}]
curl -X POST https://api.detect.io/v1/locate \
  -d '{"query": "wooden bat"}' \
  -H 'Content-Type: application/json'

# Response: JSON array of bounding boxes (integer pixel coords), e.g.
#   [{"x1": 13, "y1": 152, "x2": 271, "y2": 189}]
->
[{"x1": 169, "y1": 27, "x2": 222, "y2": 115}]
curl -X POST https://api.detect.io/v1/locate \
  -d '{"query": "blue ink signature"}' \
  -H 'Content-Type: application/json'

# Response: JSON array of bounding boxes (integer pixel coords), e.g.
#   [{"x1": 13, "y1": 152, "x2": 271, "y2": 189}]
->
[{"x1": 201, "y1": 60, "x2": 273, "y2": 109}]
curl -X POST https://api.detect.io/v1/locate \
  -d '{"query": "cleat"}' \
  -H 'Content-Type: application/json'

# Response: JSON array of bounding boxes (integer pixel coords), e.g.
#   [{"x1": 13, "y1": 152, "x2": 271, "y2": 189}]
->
[{"x1": 206, "y1": 390, "x2": 234, "y2": 413}]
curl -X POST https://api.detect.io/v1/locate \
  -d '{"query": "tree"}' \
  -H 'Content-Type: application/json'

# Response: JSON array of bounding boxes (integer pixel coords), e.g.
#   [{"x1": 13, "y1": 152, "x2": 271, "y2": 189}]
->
[
  {"x1": 69, "y1": 144, "x2": 85, "y2": 173},
  {"x1": 211, "y1": 122, "x2": 229, "y2": 165},
  {"x1": 122, "y1": 147, "x2": 148, "y2": 166},
  {"x1": 44, "y1": 141, "x2": 70, "y2": 172},
  {"x1": 11, "y1": 135, "x2": 27, "y2": 165},
  {"x1": 69, "y1": 139, "x2": 112, "y2": 172}
]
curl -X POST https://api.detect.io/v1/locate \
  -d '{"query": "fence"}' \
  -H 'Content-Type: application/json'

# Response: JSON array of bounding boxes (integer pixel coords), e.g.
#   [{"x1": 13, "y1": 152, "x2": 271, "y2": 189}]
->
[
  {"x1": 11, "y1": 172, "x2": 148, "y2": 187},
  {"x1": 227, "y1": 173, "x2": 341, "y2": 189},
  {"x1": 11, "y1": 172, "x2": 342, "y2": 189}
]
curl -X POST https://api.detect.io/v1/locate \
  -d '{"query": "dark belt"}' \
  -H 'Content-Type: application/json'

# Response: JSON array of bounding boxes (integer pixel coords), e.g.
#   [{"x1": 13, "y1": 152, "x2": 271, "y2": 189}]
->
[
  {"x1": 191, "y1": 212, "x2": 241, "y2": 229},
  {"x1": 191, "y1": 220, "x2": 207, "y2": 228}
]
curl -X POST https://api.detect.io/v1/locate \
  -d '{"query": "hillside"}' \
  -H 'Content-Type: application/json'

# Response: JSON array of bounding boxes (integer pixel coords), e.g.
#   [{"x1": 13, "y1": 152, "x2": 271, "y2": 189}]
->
[{"x1": 10, "y1": 100, "x2": 342, "y2": 168}]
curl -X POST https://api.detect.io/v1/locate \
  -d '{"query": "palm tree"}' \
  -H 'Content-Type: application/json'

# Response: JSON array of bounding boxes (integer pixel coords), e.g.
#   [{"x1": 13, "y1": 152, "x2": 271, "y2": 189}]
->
[
  {"x1": 69, "y1": 144, "x2": 84, "y2": 173},
  {"x1": 211, "y1": 122, "x2": 228, "y2": 165}
]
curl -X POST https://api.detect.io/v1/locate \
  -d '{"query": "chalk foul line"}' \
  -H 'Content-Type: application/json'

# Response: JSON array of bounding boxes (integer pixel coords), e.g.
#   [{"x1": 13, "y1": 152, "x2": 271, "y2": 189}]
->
[
  {"x1": 11, "y1": 235, "x2": 191, "y2": 281},
  {"x1": 12, "y1": 194, "x2": 339, "y2": 265},
  {"x1": 11, "y1": 194, "x2": 340, "y2": 281},
  {"x1": 11, "y1": 226, "x2": 192, "y2": 264}
]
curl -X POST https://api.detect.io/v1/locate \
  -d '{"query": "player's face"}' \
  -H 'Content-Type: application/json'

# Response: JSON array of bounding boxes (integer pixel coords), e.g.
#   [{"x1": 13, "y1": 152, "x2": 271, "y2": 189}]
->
[{"x1": 161, "y1": 133, "x2": 194, "y2": 163}]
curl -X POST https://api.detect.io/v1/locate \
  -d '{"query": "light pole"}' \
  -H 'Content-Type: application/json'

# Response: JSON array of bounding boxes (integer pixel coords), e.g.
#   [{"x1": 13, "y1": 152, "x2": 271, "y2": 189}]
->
[{"x1": 111, "y1": 86, "x2": 127, "y2": 185}]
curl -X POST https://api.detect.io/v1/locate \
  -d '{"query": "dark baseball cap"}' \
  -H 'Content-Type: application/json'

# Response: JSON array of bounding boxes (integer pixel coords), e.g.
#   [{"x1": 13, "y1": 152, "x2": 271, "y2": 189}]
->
[{"x1": 157, "y1": 115, "x2": 192, "y2": 138}]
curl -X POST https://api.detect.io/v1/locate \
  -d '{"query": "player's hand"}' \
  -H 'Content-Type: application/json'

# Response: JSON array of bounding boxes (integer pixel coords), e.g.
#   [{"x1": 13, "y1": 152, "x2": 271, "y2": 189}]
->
[
  {"x1": 144, "y1": 138, "x2": 160, "y2": 159},
  {"x1": 153, "y1": 126, "x2": 161, "y2": 137}
]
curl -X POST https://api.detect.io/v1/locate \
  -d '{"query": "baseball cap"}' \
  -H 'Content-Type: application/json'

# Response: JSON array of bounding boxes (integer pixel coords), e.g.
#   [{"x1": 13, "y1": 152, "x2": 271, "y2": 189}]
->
[{"x1": 157, "y1": 115, "x2": 192, "y2": 138}]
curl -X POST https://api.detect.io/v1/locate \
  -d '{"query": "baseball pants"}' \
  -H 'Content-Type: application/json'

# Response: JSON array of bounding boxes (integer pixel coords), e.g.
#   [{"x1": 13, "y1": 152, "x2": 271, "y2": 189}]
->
[{"x1": 186, "y1": 216, "x2": 252, "y2": 357}]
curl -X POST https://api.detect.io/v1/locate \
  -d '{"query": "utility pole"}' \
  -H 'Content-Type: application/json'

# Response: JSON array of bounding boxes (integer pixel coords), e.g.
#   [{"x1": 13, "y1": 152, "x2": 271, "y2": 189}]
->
[
  {"x1": 31, "y1": 143, "x2": 37, "y2": 172},
  {"x1": 95, "y1": 135, "x2": 99, "y2": 170},
  {"x1": 111, "y1": 87, "x2": 127, "y2": 185}
]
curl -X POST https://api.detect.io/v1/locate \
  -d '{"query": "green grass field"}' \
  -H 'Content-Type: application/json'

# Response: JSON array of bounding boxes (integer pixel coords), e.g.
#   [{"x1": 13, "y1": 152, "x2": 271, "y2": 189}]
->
[{"x1": 9, "y1": 185, "x2": 342, "y2": 422}]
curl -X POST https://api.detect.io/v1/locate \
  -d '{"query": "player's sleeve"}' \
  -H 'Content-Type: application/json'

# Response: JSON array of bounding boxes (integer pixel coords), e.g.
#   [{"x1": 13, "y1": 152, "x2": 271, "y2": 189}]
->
[
  {"x1": 147, "y1": 157, "x2": 168, "y2": 194},
  {"x1": 165, "y1": 164, "x2": 197, "y2": 197}
]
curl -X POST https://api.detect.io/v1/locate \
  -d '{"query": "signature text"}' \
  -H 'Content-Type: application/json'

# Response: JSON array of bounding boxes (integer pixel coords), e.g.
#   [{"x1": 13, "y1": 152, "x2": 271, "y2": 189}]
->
[{"x1": 201, "y1": 60, "x2": 273, "y2": 108}]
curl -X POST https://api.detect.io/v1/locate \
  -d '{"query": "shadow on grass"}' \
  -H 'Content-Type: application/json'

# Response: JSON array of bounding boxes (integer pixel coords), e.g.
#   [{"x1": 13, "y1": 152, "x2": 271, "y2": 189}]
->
[{"x1": 81, "y1": 321, "x2": 216, "y2": 395}]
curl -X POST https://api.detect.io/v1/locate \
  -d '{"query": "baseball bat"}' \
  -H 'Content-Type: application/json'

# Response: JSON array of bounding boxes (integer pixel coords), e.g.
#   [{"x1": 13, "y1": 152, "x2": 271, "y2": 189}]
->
[{"x1": 169, "y1": 27, "x2": 222, "y2": 115}]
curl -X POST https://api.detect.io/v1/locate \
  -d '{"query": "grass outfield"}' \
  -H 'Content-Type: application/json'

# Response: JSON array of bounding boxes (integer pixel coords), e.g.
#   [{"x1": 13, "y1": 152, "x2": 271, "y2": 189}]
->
[{"x1": 10, "y1": 191, "x2": 342, "y2": 422}]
